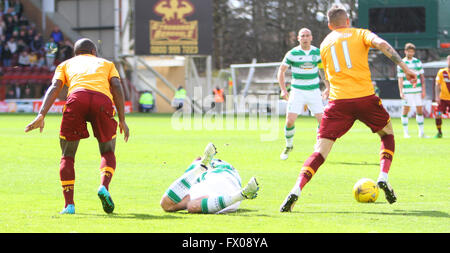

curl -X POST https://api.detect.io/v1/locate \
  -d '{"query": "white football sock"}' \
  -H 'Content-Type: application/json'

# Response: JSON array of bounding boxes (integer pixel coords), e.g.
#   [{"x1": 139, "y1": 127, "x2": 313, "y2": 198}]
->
[
  {"x1": 165, "y1": 163, "x2": 207, "y2": 203},
  {"x1": 401, "y1": 115, "x2": 409, "y2": 134},
  {"x1": 285, "y1": 125, "x2": 295, "y2": 147},
  {"x1": 289, "y1": 178, "x2": 302, "y2": 196},
  {"x1": 377, "y1": 172, "x2": 388, "y2": 183},
  {"x1": 416, "y1": 114, "x2": 424, "y2": 135},
  {"x1": 201, "y1": 192, "x2": 243, "y2": 214}
]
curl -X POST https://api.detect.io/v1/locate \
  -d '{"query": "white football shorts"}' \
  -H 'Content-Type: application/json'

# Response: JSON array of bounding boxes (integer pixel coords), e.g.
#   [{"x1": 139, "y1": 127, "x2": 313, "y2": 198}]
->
[
  {"x1": 402, "y1": 93, "x2": 423, "y2": 107},
  {"x1": 189, "y1": 172, "x2": 242, "y2": 214},
  {"x1": 287, "y1": 88, "x2": 324, "y2": 115}
]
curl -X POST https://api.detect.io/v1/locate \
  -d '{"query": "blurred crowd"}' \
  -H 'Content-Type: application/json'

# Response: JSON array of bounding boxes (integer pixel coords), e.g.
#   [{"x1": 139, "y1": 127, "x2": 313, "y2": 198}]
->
[
  {"x1": 0, "y1": 0, "x2": 73, "y2": 70},
  {"x1": 1, "y1": 0, "x2": 74, "y2": 99}
]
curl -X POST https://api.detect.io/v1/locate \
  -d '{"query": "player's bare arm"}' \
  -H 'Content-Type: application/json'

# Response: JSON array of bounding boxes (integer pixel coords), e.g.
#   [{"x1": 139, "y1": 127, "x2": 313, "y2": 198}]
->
[
  {"x1": 435, "y1": 81, "x2": 441, "y2": 104},
  {"x1": 372, "y1": 37, "x2": 417, "y2": 84},
  {"x1": 420, "y1": 74, "x2": 426, "y2": 98},
  {"x1": 318, "y1": 68, "x2": 330, "y2": 100},
  {"x1": 398, "y1": 77, "x2": 404, "y2": 99},
  {"x1": 277, "y1": 64, "x2": 289, "y2": 100},
  {"x1": 110, "y1": 77, "x2": 129, "y2": 142},
  {"x1": 25, "y1": 79, "x2": 64, "y2": 133}
]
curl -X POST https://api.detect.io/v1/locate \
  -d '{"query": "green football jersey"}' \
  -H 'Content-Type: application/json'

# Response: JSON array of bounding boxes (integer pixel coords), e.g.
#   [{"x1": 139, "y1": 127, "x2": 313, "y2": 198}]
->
[
  {"x1": 397, "y1": 57, "x2": 424, "y2": 94},
  {"x1": 185, "y1": 158, "x2": 242, "y2": 187},
  {"x1": 282, "y1": 45, "x2": 322, "y2": 91}
]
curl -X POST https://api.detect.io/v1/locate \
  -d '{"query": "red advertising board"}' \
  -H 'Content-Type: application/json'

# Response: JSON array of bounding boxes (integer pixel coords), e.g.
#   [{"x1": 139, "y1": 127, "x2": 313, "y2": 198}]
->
[{"x1": 31, "y1": 101, "x2": 133, "y2": 113}]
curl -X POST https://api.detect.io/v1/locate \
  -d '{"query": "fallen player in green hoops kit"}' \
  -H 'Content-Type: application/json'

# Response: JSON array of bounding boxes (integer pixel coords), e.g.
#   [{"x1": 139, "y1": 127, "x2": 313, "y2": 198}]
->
[{"x1": 160, "y1": 143, "x2": 260, "y2": 214}]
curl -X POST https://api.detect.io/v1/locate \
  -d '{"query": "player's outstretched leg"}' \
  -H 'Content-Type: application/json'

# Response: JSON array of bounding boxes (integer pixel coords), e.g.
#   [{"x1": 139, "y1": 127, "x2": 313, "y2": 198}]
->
[
  {"x1": 161, "y1": 143, "x2": 214, "y2": 212},
  {"x1": 280, "y1": 151, "x2": 325, "y2": 212},
  {"x1": 377, "y1": 133, "x2": 397, "y2": 204},
  {"x1": 161, "y1": 163, "x2": 208, "y2": 211},
  {"x1": 241, "y1": 177, "x2": 259, "y2": 199},
  {"x1": 200, "y1": 142, "x2": 217, "y2": 166},
  {"x1": 192, "y1": 177, "x2": 260, "y2": 214}
]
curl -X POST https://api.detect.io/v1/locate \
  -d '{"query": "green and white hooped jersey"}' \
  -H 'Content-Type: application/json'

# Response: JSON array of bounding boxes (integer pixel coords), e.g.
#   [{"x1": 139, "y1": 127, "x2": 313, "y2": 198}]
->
[
  {"x1": 397, "y1": 57, "x2": 424, "y2": 94},
  {"x1": 282, "y1": 45, "x2": 322, "y2": 91},
  {"x1": 185, "y1": 158, "x2": 242, "y2": 188}
]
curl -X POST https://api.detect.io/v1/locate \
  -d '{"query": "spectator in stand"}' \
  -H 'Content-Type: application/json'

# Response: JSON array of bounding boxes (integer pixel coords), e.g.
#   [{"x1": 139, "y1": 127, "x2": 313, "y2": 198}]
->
[
  {"x1": 40, "y1": 83, "x2": 49, "y2": 97},
  {"x1": 2, "y1": 0, "x2": 11, "y2": 15},
  {"x1": 2, "y1": 42, "x2": 12, "y2": 66},
  {"x1": 13, "y1": 83, "x2": 20, "y2": 98},
  {"x1": 11, "y1": 13, "x2": 19, "y2": 29},
  {"x1": 30, "y1": 33, "x2": 44, "y2": 52},
  {"x1": 16, "y1": 38, "x2": 26, "y2": 53},
  {"x1": 0, "y1": 33, "x2": 5, "y2": 48},
  {"x1": 45, "y1": 37, "x2": 57, "y2": 69},
  {"x1": 10, "y1": 29, "x2": 18, "y2": 40},
  {"x1": 17, "y1": 15, "x2": 28, "y2": 28},
  {"x1": 25, "y1": 27, "x2": 34, "y2": 44},
  {"x1": 0, "y1": 19, "x2": 5, "y2": 37},
  {"x1": 5, "y1": 87, "x2": 15, "y2": 99},
  {"x1": 4, "y1": 14, "x2": 16, "y2": 40},
  {"x1": 6, "y1": 36, "x2": 16, "y2": 53},
  {"x1": 50, "y1": 26, "x2": 63, "y2": 44},
  {"x1": 0, "y1": 1, "x2": 4, "y2": 14},
  {"x1": 28, "y1": 50, "x2": 37, "y2": 66},
  {"x1": 2, "y1": 0, "x2": 22, "y2": 16},
  {"x1": 18, "y1": 49, "x2": 29, "y2": 66},
  {"x1": 58, "y1": 39, "x2": 73, "y2": 62},
  {"x1": 22, "y1": 85, "x2": 34, "y2": 98},
  {"x1": 11, "y1": 0, "x2": 23, "y2": 17},
  {"x1": 36, "y1": 53, "x2": 45, "y2": 67},
  {"x1": 18, "y1": 29, "x2": 27, "y2": 42}
]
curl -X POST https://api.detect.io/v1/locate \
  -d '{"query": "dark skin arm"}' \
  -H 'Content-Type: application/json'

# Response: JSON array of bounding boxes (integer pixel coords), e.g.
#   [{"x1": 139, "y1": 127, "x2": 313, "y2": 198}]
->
[
  {"x1": 24, "y1": 79, "x2": 64, "y2": 133},
  {"x1": 110, "y1": 76, "x2": 129, "y2": 142}
]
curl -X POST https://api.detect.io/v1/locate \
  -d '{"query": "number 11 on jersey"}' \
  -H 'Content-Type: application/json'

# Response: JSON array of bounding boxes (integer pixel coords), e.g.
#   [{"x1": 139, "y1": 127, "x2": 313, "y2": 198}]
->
[{"x1": 330, "y1": 40, "x2": 352, "y2": 73}]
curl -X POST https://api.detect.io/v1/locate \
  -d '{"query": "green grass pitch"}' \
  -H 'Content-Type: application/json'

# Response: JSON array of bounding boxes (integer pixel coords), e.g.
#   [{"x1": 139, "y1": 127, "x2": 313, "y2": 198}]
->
[{"x1": 0, "y1": 113, "x2": 448, "y2": 233}]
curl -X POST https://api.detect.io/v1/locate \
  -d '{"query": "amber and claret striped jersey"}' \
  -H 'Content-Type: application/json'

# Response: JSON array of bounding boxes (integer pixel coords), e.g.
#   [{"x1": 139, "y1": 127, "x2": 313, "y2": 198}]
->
[
  {"x1": 52, "y1": 54, "x2": 120, "y2": 101},
  {"x1": 435, "y1": 67, "x2": 450, "y2": 100},
  {"x1": 320, "y1": 28, "x2": 378, "y2": 100}
]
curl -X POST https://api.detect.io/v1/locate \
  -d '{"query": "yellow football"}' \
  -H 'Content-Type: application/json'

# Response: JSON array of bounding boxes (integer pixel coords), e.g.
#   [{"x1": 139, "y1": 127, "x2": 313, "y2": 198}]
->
[{"x1": 353, "y1": 178, "x2": 379, "y2": 203}]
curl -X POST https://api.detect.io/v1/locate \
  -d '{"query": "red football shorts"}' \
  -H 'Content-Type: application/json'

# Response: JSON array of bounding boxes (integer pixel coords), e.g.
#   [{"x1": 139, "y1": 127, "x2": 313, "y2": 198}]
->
[
  {"x1": 60, "y1": 89, "x2": 117, "y2": 143},
  {"x1": 318, "y1": 95, "x2": 390, "y2": 141},
  {"x1": 437, "y1": 99, "x2": 450, "y2": 113}
]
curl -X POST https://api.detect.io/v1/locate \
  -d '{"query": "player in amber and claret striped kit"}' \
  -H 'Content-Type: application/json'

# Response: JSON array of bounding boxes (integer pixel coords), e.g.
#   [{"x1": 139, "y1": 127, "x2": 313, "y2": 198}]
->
[{"x1": 25, "y1": 38, "x2": 130, "y2": 214}]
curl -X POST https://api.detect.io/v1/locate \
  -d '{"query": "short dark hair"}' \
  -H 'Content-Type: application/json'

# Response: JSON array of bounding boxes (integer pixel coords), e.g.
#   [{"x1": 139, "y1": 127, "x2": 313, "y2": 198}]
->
[
  {"x1": 327, "y1": 4, "x2": 348, "y2": 26},
  {"x1": 74, "y1": 38, "x2": 97, "y2": 55}
]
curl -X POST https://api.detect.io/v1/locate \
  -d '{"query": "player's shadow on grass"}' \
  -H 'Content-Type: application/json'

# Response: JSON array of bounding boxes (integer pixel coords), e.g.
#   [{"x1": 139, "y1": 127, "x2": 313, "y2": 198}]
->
[
  {"x1": 298, "y1": 210, "x2": 449, "y2": 218},
  {"x1": 391, "y1": 210, "x2": 450, "y2": 218},
  {"x1": 175, "y1": 208, "x2": 271, "y2": 217},
  {"x1": 232, "y1": 209, "x2": 272, "y2": 217},
  {"x1": 328, "y1": 161, "x2": 380, "y2": 166},
  {"x1": 79, "y1": 213, "x2": 184, "y2": 220}
]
